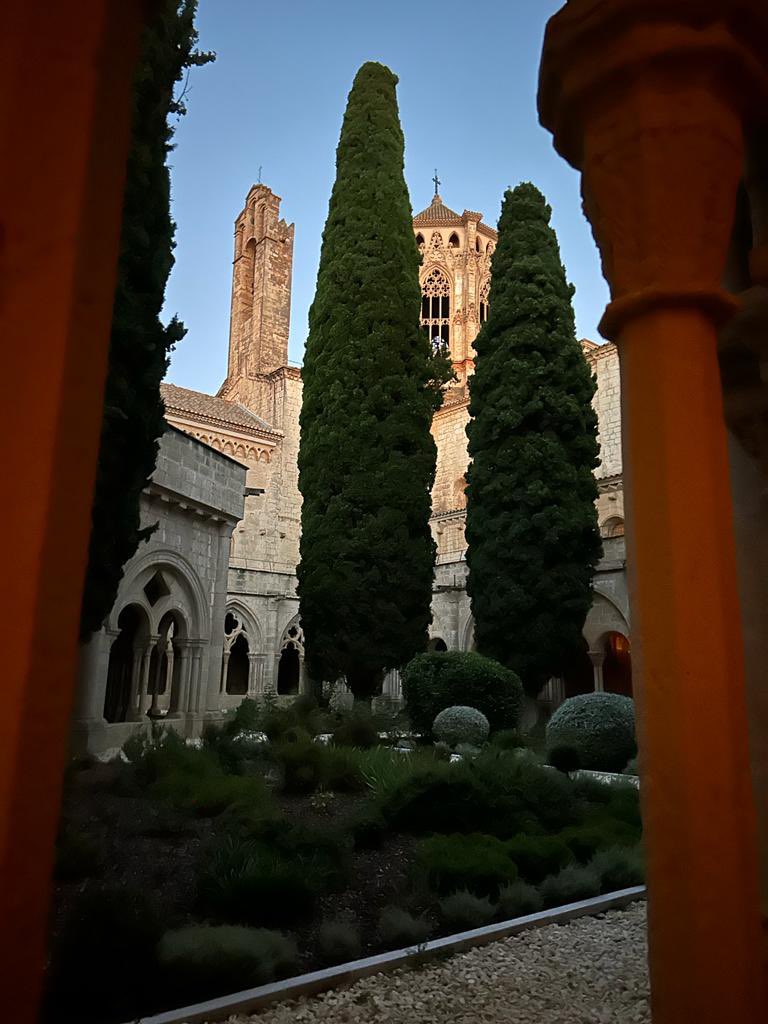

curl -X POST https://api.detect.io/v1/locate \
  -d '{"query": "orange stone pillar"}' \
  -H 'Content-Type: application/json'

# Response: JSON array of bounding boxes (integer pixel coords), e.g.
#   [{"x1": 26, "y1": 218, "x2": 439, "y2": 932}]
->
[
  {"x1": 0, "y1": 4, "x2": 148, "y2": 1020},
  {"x1": 539, "y1": 4, "x2": 768, "y2": 1021}
]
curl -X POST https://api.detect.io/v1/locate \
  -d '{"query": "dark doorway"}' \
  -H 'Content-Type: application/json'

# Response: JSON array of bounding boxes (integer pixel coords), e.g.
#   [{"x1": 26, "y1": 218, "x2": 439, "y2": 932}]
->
[
  {"x1": 104, "y1": 606, "x2": 145, "y2": 723},
  {"x1": 603, "y1": 632, "x2": 633, "y2": 697},
  {"x1": 277, "y1": 644, "x2": 300, "y2": 695},
  {"x1": 428, "y1": 637, "x2": 448, "y2": 652},
  {"x1": 226, "y1": 633, "x2": 250, "y2": 695}
]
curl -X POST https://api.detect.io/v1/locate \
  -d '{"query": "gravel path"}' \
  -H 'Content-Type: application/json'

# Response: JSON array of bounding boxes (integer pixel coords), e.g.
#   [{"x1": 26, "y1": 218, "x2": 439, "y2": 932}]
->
[{"x1": 226, "y1": 903, "x2": 650, "y2": 1024}]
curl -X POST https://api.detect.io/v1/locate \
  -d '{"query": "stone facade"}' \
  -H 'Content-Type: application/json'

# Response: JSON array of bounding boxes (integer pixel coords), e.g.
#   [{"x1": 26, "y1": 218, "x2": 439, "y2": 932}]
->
[
  {"x1": 160, "y1": 182, "x2": 630, "y2": 704},
  {"x1": 72, "y1": 426, "x2": 246, "y2": 753}
]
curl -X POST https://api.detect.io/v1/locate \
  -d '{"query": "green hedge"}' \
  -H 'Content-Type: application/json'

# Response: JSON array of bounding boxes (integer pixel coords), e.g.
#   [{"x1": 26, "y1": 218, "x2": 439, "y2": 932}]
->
[{"x1": 402, "y1": 651, "x2": 523, "y2": 735}]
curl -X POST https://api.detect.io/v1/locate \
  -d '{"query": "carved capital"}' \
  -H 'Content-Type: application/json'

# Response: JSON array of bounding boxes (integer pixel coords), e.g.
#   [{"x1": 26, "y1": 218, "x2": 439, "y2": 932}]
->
[{"x1": 538, "y1": 0, "x2": 768, "y2": 339}]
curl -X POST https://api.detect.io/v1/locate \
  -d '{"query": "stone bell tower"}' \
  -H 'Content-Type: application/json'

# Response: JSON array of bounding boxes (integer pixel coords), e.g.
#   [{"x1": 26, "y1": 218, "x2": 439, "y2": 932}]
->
[{"x1": 223, "y1": 184, "x2": 294, "y2": 385}]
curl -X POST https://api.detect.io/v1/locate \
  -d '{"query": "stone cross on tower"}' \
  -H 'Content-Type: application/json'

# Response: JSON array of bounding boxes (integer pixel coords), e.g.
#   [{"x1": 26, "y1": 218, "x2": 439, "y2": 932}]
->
[{"x1": 433, "y1": 169, "x2": 441, "y2": 196}]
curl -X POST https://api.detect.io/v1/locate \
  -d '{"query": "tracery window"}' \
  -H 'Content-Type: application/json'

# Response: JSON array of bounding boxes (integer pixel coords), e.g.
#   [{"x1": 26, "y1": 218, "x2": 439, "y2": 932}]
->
[
  {"x1": 421, "y1": 268, "x2": 451, "y2": 349},
  {"x1": 479, "y1": 279, "x2": 490, "y2": 324}
]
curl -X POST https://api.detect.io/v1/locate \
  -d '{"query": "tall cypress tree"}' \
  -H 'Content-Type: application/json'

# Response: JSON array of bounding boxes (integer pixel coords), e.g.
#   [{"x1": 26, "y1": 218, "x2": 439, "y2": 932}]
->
[
  {"x1": 80, "y1": 1, "x2": 213, "y2": 638},
  {"x1": 298, "y1": 62, "x2": 450, "y2": 700},
  {"x1": 465, "y1": 183, "x2": 601, "y2": 695}
]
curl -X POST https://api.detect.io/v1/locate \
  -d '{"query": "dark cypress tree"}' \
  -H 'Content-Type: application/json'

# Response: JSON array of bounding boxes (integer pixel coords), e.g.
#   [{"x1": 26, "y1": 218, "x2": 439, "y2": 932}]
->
[
  {"x1": 465, "y1": 183, "x2": 601, "y2": 696},
  {"x1": 80, "y1": 1, "x2": 213, "y2": 638},
  {"x1": 297, "y1": 62, "x2": 451, "y2": 700}
]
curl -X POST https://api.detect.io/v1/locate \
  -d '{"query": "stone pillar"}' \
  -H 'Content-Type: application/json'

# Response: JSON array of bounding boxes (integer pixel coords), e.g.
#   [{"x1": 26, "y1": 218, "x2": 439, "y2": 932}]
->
[
  {"x1": 220, "y1": 650, "x2": 230, "y2": 694},
  {"x1": 134, "y1": 637, "x2": 158, "y2": 720},
  {"x1": 587, "y1": 650, "x2": 605, "y2": 693},
  {"x1": 539, "y1": 4, "x2": 768, "y2": 1020},
  {"x1": 187, "y1": 640, "x2": 206, "y2": 715},
  {"x1": 247, "y1": 653, "x2": 265, "y2": 695},
  {"x1": 171, "y1": 641, "x2": 192, "y2": 719},
  {"x1": 73, "y1": 627, "x2": 116, "y2": 723}
]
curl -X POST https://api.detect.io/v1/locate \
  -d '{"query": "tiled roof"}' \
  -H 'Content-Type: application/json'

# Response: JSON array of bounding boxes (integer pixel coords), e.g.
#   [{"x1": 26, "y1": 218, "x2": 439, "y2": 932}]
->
[
  {"x1": 413, "y1": 195, "x2": 463, "y2": 226},
  {"x1": 161, "y1": 383, "x2": 276, "y2": 434}
]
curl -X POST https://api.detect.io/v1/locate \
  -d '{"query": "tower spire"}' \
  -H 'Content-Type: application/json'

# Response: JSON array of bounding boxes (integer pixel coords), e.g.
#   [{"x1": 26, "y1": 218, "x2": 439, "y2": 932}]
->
[{"x1": 432, "y1": 168, "x2": 441, "y2": 197}]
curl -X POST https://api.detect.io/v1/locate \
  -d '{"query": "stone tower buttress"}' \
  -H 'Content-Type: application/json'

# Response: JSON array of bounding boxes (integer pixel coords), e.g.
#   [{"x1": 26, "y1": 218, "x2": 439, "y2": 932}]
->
[{"x1": 226, "y1": 184, "x2": 294, "y2": 382}]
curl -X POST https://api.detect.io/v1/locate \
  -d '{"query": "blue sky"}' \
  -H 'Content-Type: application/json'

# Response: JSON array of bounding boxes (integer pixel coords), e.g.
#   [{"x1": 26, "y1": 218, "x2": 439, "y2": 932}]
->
[{"x1": 164, "y1": 0, "x2": 609, "y2": 393}]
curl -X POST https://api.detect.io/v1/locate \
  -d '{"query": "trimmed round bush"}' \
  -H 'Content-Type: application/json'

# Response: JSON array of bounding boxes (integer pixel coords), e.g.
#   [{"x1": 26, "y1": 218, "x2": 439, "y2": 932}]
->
[
  {"x1": 545, "y1": 693, "x2": 636, "y2": 773},
  {"x1": 433, "y1": 706, "x2": 489, "y2": 748},
  {"x1": 402, "y1": 651, "x2": 524, "y2": 735}
]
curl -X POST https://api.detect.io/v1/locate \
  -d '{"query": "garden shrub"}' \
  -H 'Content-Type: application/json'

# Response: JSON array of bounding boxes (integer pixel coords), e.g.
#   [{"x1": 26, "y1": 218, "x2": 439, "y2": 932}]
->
[
  {"x1": 350, "y1": 805, "x2": 388, "y2": 849},
  {"x1": 455, "y1": 742, "x2": 481, "y2": 759},
  {"x1": 548, "y1": 745, "x2": 582, "y2": 773},
  {"x1": 402, "y1": 651, "x2": 524, "y2": 735},
  {"x1": 414, "y1": 833, "x2": 518, "y2": 897},
  {"x1": 497, "y1": 880, "x2": 543, "y2": 919},
  {"x1": 274, "y1": 737, "x2": 364, "y2": 795},
  {"x1": 546, "y1": 693, "x2": 636, "y2": 773},
  {"x1": 560, "y1": 819, "x2": 640, "y2": 863},
  {"x1": 228, "y1": 697, "x2": 262, "y2": 735},
  {"x1": 377, "y1": 906, "x2": 432, "y2": 948},
  {"x1": 54, "y1": 825, "x2": 105, "y2": 881},
  {"x1": 381, "y1": 751, "x2": 577, "y2": 839},
  {"x1": 589, "y1": 845, "x2": 645, "y2": 892},
  {"x1": 152, "y1": 770, "x2": 269, "y2": 818},
  {"x1": 318, "y1": 919, "x2": 362, "y2": 965},
  {"x1": 331, "y1": 706, "x2": 379, "y2": 749},
  {"x1": 504, "y1": 834, "x2": 572, "y2": 884},
  {"x1": 433, "y1": 740, "x2": 451, "y2": 761},
  {"x1": 198, "y1": 837, "x2": 322, "y2": 926},
  {"x1": 439, "y1": 890, "x2": 496, "y2": 930},
  {"x1": 623, "y1": 757, "x2": 639, "y2": 777},
  {"x1": 242, "y1": 818, "x2": 352, "y2": 889},
  {"x1": 157, "y1": 925, "x2": 298, "y2": 1001},
  {"x1": 433, "y1": 706, "x2": 490, "y2": 748},
  {"x1": 491, "y1": 729, "x2": 533, "y2": 751},
  {"x1": 540, "y1": 864, "x2": 601, "y2": 908}
]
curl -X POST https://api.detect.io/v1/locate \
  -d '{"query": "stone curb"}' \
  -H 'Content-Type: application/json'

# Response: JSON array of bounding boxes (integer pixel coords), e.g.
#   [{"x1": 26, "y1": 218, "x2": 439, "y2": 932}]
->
[{"x1": 129, "y1": 886, "x2": 646, "y2": 1024}]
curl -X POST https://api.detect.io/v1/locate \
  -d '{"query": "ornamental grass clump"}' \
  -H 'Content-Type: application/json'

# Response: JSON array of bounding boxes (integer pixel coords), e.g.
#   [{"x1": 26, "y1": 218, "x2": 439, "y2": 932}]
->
[
  {"x1": 497, "y1": 880, "x2": 543, "y2": 919},
  {"x1": 433, "y1": 705, "x2": 489, "y2": 748},
  {"x1": 157, "y1": 925, "x2": 298, "y2": 1002},
  {"x1": 439, "y1": 890, "x2": 496, "y2": 930},
  {"x1": 318, "y1": 919, "x2": 362, "y2": 966},
  {"x1": 589, "y1": 844, "x2": 645, "y2": 892},
  {"x1": 414, "y1": 833, "x2": 518, "y2": 897},
  {"x1": 540, "y1": 863, "x2": 601, "y2": 908},
  {"x1": 377, "y1": 906, "x2": 432, "y2": 949},
  {"x1": 546, "y1": 692, "x2": 636, "y2": 773}
]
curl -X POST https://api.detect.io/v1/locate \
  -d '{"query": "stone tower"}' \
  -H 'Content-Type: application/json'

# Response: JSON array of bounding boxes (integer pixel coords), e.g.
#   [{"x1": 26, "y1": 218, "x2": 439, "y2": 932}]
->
[{"x1": 223, "y1": 183, "x2": 294, "y2": 386}]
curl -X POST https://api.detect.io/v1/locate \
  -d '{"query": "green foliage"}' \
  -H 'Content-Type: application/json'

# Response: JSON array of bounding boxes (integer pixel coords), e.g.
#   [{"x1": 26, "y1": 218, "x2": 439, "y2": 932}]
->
[
  {"x1": 157, "y1": 925, "x2": 298, "y2": 1000},
  {"x1": 623, "y1": 757, "x2": 639, "y2": 777},
  {"x1": 43, "y1": 886, "x2": 161, "y2": 1021},
  {"x1": 80, "y1": 1, "x2": 214, "y2": 636},
  {"x1": 504, "y1": 834, "x2": 572, "y2": 885},
  {"x1": 152, "y1": 769, "x2": 269, "y2": 818},
  {"x1": 377, "y1": 906, "x2": 432, "y2": 949},
  {"x1": 198, "y1": 837, "x2": 323, "y2": 927},
  {"x1": 318, "y1": 920, "x2": 363, "y2": 966},
  {"x1": 465, "y1": 183, "x2": 601, "y2": 695},
  {"x1": 228, "y1": 697, "x2": 262, "y2": 735},
  {"x1": 439, "y1": 890, "x2": 496, "y2": 930},
  {"x1": 548, "y1": 745, "x2": 582, "y2": 773},
  {"x1": 297, "y1": 62, "x2": 451, "y2": 699},
  {"x1": 402, "y1": 651, "x2": 524, "y2": 735},
  {"x1": 497, "y1": 880, "x2": 544, "y2": 919},
  {"x1": 54, "y1": 826, "x2": 105, "y2": 882},
  {"x1": 540, "y1": 864, "x2": 601, "y2": 908},
  {"x1": 349, "y1": 805, "x2": 389, "y2": 849},
  {"x1": 432, "y1": 705, "x2": 490, "y2": 748},
  {"x1": 491, "y1": 729, "x2": 534, "y2": 752},
  {"x1": 560, "y1": 819, "x2": 640, "y2": 862},
  {"x1": 273, "y1": 737, "x2": 363, "y2": 795},
  {"x1": 589, "y1": 845, "x2": 645, "y2": 892},
  {"x1": 546, "y1": 693, "x2": 636, "y2": 772},
  {"x1": 331, "y1": 706, "x2": 380, "y2": 748},
  {"x1": 381, "y1": 751, "x2": 577, "y2": 838},
  {"x1": 414, "y1": 834, "x2": 518, "y2": 897}
]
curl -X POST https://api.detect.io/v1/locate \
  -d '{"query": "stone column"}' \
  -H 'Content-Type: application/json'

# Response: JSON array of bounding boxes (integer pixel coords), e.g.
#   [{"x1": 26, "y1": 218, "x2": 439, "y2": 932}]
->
[
  {"x1": 539, "y1": 4, "x2": 768, "y2": 1020},
  {"x1": 73, "y1": 627, "x2": 116, "y2": 723},
  {"x1": 186, "y1": 640, "x2": 206, "y2": 715},
  {"x1": 587, "y1": 650, "x2": 605, "y2": 693},
  {"x1": 220, "y1": 650, "x2": 230, "y2": 694},
  {"x1": 247, "y1": 653, "x2": 265, "y2": 695},
  {"x1": 170, "y1": 642, "x2": 192, "y2": 719},
  {"x1": 134, "y1": 636, "x2": 158, "y2": 720}
]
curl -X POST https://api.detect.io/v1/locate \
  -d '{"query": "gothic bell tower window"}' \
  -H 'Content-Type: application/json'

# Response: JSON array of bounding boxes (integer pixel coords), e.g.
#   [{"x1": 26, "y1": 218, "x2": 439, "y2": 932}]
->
[
  {"x1": 421, "y1": 267, "x2": 451, "y2": 349},
  {"x1": 479, "y1": 279, "x2": 490, "y2": 324}
]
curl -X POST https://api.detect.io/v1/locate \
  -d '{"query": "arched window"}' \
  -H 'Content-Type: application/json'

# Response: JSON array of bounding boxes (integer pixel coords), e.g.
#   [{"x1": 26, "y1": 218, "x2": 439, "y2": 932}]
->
[
  {"x1": 277, "y1": 622, "x2": 304, "y2": 695},
  {"x1": 479, "y1": 279, "x2": 490, "y2": 324},
  {"x1": 428, "y1": 637, "x2": 448, "y2": 652},
  {"x1": 601, "y1": 516, "x2": 625, "y2": 539},
  {"x1": 475, "y1": 237, "x2": 481, "y2": 252},
  {"x1": 421, "y1": 268, "x2": 451, "y2": 349},
  {"x1": 415, "y1": 233, "x2": 425, "y2": 247},
  {"x1": 448, "y1": 232, "x2": 460, "y2": 248}
]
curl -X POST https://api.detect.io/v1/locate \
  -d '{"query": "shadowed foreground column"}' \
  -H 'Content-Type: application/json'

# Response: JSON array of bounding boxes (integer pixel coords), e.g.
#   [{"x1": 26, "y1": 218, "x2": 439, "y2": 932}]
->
[
  {"x1": 539, "y1": 2, "x2": 768, "y2": 1020},
  {"x1": 0, "y1": 4, "x2": 148, "y2": 1020}
]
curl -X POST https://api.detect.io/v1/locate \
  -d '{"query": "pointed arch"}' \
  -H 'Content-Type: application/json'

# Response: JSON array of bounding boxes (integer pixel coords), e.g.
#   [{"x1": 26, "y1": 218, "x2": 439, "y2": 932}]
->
[{"x1": 421, "y1": 267, "x2": 451, "y2": 349}]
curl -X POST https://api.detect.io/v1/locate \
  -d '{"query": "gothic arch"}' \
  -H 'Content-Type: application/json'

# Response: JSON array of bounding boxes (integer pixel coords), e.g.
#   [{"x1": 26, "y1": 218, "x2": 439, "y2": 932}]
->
[
  {"x1": 224, "y1": 600, "x2": 263, "y2": 651},
  {"x1": 583, "y1": 591, "x2": 629, "y2": 649},
  {"x1": 109, "y1": 548, "x2": 210, "y2": 638},
  {"x1": 421, "y1": 267, "x2": 452, "y2": 349},
  {"x1": 460, "y1": 613, "x2": 476, "y2": 652},
  {"x1": 276, "y1": 615, "x2": 304, "y2": 695}
]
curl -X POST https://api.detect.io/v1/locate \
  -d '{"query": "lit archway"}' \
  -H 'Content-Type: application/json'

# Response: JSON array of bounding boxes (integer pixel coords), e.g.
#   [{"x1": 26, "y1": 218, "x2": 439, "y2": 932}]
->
[{"x1": 602, "y1": 631, "x2": 632, "y2": 697}]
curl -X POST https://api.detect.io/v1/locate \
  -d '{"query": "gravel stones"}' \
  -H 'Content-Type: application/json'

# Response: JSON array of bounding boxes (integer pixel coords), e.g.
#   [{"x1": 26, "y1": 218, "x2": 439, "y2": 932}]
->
[{"x1": 224, "y1": 903, "x2": 649, "y2": 1024}]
